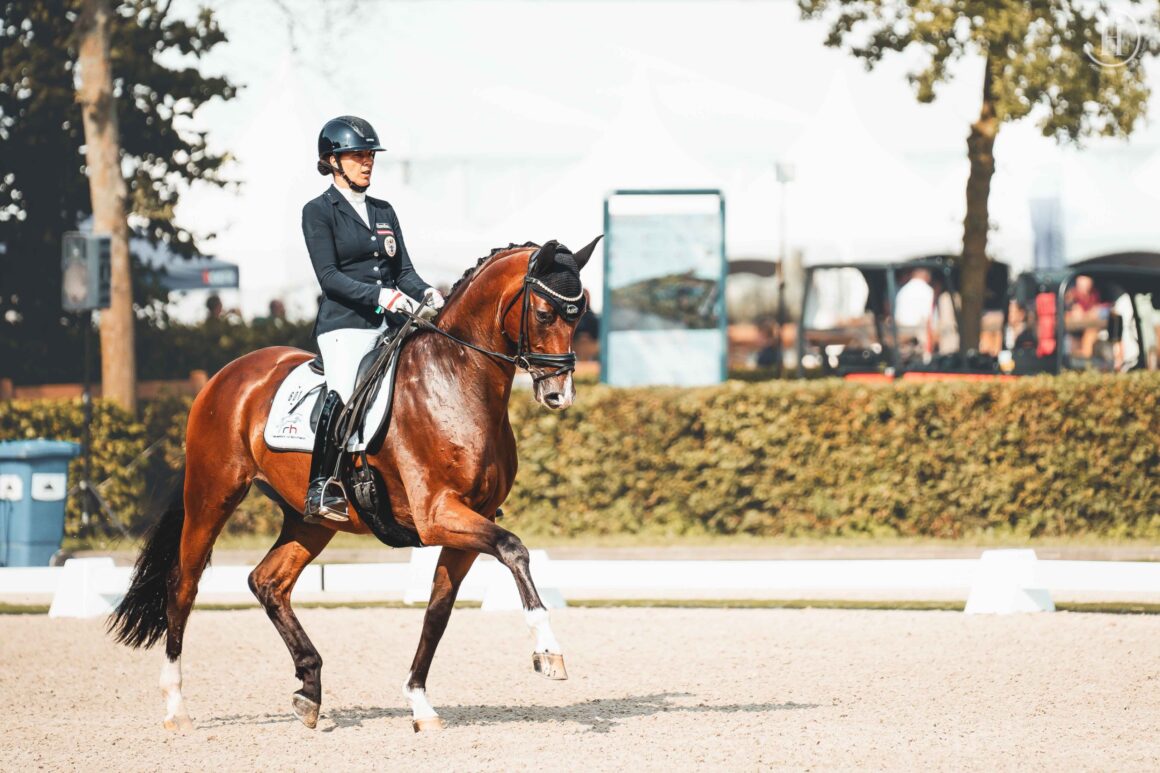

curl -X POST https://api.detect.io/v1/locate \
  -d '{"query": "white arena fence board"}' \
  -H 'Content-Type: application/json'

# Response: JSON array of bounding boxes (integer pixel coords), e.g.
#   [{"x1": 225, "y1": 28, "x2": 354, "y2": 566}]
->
[
  {"x1": 545, "y1": 559, "x2": 981, "y2": 592},
  {"x1": 4, "y1": 552, "x2": 1159, "y2": 618},
  {"x1": 1034, "y1": 560, "x2": 1160, "y2": 592}
]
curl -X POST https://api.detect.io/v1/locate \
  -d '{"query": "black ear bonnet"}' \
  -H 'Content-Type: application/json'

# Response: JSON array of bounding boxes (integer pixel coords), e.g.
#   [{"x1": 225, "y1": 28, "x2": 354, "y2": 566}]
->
[{"x1": 528, "y1": 242, "x2": 587, "y2": 321}]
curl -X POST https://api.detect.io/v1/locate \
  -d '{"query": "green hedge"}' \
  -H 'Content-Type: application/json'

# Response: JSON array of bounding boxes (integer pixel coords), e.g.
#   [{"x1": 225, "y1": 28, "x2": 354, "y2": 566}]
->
[
  {"x1": 504, "y1": 373, "x2": 1160, "y2": 539},
  {"x1": 2, "y1": 373, "x2": 1157, "y2": 540},
  {"x1": 0, "y1": 395, "x2": 280, "y2": 537}
]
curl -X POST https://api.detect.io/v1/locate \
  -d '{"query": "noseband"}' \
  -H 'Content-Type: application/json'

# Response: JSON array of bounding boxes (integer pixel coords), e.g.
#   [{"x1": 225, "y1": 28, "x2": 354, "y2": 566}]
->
[{"x1": 412, "y1": 250, "x2": 582, "y2": 385}]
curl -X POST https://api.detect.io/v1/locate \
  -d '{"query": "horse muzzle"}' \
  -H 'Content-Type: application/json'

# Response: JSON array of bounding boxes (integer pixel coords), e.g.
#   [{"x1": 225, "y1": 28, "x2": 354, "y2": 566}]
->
[{"x1": 533, "y1": 371, "x2": 574, "y2": 410}]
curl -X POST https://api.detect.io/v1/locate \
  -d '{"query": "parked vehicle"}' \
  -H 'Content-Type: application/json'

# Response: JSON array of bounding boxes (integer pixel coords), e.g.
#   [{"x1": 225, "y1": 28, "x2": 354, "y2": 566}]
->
[
  {"x1": 797, "y1": 255, "x2": 1008, "y2": 378},
  {"x1": 1002, "y1": 252, "x2": 1160, "y2": 375}
]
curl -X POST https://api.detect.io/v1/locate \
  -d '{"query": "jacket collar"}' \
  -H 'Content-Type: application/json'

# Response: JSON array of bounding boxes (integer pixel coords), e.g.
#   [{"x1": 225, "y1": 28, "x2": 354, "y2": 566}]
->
[{"x1": 324, "y1": 184, "x2": 373, "y2": 232}]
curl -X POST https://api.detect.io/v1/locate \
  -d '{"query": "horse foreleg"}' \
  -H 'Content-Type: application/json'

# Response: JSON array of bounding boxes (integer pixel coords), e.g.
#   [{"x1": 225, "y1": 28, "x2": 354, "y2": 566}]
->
[
  {"x1": 248, "y1": 511, "x2": 334, "y2": 729},
  {"x1": 403, "y1": 546, "x2": 478, "y2": 732},
  {"x1": 418, "y1": 500, "x2": 567, "y2": 682}
]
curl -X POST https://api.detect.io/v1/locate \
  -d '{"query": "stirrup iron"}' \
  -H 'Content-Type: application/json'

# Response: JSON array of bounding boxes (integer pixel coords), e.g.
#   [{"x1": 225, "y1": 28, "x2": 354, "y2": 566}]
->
[{"x1": 316, "y1": 476, "x2": 349, "y2": 522}]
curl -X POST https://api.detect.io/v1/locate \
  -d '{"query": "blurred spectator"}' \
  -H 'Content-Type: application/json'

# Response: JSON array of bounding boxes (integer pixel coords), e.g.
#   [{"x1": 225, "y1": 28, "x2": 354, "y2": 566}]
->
[
  {"x1": 254, "y1": 298, "x2": 288, "y2": 329},
  {"x1": 895, "y1": 269, "x2": 934, "y2": 361},
  {"x1": 206, "y1": 293, "x2": 224, "y2": 321},
  {"x1": 930, "y1": 274, "x2": 959, "y2": 354},
  {"x1": 895, "y1": 269, "x2": 934, "y2": 328},
  {"x1": 1064, "y1": 274, "x2": 1104, "y2": 359},
  {"x1": 754, "y1": 323, "x2": 779, "y2": 368},
  {"x1": 1007, "y1": 300, "x2": 1037, "y2": 350},
  {"x1": 1067, "y1": 274, "x2": 1102, "y2": 312},
  {"x1": 205, "y1": 293, "x2": 241, "y2": 323},
  {"x1": 1111, "y1": 290, "x2": 1139, "y2": 372},
  {"x1": 573, "y1": 309, "x2": 600, "y2": 362}
]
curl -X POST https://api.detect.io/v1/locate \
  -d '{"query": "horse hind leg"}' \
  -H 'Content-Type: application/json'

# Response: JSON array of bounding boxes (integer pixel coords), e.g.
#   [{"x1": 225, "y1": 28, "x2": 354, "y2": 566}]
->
[
  {"x1": 160, "y1": 459, "x2": 252, "y2": 731},
  {"x1": 248, "y1": 503, "x2": 334, "y2": 729}
]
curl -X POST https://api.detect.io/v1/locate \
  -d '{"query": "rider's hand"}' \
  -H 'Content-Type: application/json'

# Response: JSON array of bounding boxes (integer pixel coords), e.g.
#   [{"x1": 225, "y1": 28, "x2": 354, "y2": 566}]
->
[
  {"x1": 422, "y1": 288, "x2": 445, "y2": 311},
  {"x1": 420, "y1": 288, "x2": 444, "y2": 321},
  {"x1": 377, "y1": 288, "x2": 421, "y2": 317}
]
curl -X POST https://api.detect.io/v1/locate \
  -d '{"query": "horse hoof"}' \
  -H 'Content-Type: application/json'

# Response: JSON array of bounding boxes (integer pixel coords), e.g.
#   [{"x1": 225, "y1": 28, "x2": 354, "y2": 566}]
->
[
  {"x1": 532, "y1": 651, "x2": 568, "y2": 680},
  {"x1": 292, "y1": 692, "x2": 320, "y2": 729},
  {"x1": 162, "y1": 714, "x2": 193, "y2": 732},
  {"x1": 412, "y1": 716, "x2": 445, "y2": 733}
]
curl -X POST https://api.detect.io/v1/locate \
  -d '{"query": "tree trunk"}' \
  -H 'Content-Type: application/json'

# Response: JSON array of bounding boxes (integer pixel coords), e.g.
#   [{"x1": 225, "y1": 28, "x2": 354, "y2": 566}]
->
[
  {"x1": 959, "y1": 56, "x2": 998, "y2": 353},
  {"x1": 76, "y1": 0, "x2": 136, "y2": 413}
]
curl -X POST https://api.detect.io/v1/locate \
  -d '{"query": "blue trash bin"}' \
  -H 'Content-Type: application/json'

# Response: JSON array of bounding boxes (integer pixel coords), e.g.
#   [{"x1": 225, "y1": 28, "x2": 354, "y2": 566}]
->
[{"x1": 0, "y1": 439, "x2": 81, "y2": 567}]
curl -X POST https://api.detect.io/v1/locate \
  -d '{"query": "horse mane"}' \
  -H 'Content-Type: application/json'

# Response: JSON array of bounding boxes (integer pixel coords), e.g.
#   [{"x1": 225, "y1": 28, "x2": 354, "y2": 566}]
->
[{"x1": 445, "y1": 241, "x2": 540, "y2": 301}]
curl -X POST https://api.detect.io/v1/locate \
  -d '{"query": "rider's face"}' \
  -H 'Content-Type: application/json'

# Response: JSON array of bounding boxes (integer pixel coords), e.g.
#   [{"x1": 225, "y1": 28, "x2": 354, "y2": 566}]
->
[{"x1": 334, "y1": 150, "x2": 375, "y2": 188}]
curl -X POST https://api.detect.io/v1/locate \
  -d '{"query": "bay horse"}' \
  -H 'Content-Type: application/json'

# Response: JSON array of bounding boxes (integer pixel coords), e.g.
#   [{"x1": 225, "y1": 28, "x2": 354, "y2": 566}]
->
[{"x1": 108, "y1": 237, "x2": 600, "y2": 732}]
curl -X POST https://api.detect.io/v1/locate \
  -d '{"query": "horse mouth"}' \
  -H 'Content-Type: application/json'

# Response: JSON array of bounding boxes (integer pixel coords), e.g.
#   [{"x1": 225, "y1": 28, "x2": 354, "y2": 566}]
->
[
  {"x1": 534, "y1": 375, "x2": 575, "y2": 410},
  {"x1": 541, "y1": 392, "x2": 571, "y2": 410}
]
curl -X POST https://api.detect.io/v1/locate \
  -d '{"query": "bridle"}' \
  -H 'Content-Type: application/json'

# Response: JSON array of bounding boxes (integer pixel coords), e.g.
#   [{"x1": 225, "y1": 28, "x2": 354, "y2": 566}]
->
[{"x1": 409, "y1": 248, "x2": 583, "y2": 384}]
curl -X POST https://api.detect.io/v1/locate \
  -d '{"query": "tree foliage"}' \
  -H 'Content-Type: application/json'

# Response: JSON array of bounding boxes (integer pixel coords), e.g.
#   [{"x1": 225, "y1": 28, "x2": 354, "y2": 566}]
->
[
  {"x1": 0, "y1": 0, "x2": 237, "y2": 370},
  {"x1": 799, "y1": 0, "x2": 1158, "y2": 142},
  {"x1": 799, "y1": 0, "x2": 1159, "y2": 349}
]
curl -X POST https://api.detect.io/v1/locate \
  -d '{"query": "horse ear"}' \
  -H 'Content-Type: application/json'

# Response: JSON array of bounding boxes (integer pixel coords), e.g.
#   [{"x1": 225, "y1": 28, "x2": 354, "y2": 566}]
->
[
  {"x1": 572, "y1": 235, "x2": 603, "y2": 271},
  {"x1": 531, "y1": 240, "x2": 558, "y2": 276}
]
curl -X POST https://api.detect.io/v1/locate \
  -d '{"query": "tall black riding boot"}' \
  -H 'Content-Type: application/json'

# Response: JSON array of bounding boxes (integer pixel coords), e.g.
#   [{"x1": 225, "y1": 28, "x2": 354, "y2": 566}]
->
[{"x1": 304, "y1": 389, "x2": 348, "y2": 522}]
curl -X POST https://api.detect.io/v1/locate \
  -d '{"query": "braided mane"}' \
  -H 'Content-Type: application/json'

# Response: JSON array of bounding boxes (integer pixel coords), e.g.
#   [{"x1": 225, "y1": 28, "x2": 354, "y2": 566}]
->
[{"x1": 446, "y1": 241, "x2": 540, "y2": 300}]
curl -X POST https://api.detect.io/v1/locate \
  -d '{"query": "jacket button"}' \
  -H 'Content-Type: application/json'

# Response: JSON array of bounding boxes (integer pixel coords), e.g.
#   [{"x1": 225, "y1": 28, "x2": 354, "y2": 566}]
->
[
  {"x1": 373, "y1": 266, "x2": 379, "y2": 271},
  {"x1": 376, "y1": 280, "x2": 382, "y2": 285},
  {"x1": 374, "y1": 252, "x2": 379, "y2": 257},
  {"x1": 370, "y1": 236, "x2": 375, "y2": 242}
]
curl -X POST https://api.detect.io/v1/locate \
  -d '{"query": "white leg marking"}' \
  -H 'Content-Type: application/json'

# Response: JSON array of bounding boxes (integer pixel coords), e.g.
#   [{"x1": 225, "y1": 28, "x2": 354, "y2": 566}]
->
[
  {"x1": 526, "y1": 607, "x2": 562, "y2": 654},
  {"x1": 159, "y1": 657, "x2": 190, "y2": 726},
  {"x1": 402, "y1": 679, "x2": 439, "y2": 721}
]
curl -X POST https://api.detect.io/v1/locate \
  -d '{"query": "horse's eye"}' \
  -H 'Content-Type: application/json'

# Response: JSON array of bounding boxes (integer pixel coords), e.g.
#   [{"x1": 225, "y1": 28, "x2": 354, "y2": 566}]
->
[{"x1": 535, "y1": 309, "x2": 554, "y2": 324}]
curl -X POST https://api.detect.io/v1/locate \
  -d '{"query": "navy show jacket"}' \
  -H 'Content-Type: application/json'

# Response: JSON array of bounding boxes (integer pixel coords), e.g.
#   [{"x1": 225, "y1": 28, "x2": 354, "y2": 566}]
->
[{"x1": 302, "y1": 184, "x2": 433, "y2": 337}]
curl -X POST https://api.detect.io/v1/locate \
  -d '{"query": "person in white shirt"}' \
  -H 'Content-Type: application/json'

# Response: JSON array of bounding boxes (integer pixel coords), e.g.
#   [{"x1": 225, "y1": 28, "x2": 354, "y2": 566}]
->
[{"x1": 895, "y1": 268, "x2": 935, "y2": 328}]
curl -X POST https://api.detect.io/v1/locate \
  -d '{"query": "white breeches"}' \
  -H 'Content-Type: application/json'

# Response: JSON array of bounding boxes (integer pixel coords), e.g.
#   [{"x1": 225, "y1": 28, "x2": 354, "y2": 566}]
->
[{"x1": 316, "y1": 322, "x2": 388, "y2": 403}]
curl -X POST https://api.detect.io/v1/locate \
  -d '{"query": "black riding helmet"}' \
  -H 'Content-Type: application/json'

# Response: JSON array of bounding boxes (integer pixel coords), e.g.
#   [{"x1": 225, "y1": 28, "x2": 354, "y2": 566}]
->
[{"x1": 316, "y1": 115, "x2": 386, "y2": 176}]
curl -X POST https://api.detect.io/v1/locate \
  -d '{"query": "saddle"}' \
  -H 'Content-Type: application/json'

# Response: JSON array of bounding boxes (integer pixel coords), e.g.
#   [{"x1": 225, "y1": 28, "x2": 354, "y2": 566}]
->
[{"x1": 277, "y1": 326, "x2": 422, "y2": 548}]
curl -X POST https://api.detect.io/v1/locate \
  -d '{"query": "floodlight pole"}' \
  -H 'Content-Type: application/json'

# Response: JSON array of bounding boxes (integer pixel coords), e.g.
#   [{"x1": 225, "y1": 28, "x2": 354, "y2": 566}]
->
[{"x1": 80, "y1": 309, "x2": 94, "y2": 527}]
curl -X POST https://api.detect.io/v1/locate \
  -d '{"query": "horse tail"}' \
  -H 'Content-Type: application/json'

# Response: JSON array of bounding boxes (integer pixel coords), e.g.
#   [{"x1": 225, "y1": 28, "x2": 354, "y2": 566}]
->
[{"x1": 107, "y1": 466, "x2": 187, "y2": 649}]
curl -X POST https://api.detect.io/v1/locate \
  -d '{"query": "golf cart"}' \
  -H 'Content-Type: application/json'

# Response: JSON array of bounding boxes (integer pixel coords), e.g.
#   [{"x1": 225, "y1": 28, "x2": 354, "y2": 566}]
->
[
  {"x1": 1001, "y1": 252, "x2": 1160, "y2": 374},
  {"x1": 796, "y1": 256, "x2": 1009, "y2": 379}
]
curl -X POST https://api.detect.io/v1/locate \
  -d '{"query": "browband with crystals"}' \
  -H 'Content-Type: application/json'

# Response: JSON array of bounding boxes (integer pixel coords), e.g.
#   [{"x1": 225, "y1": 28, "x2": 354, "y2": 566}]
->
[{"x1": 527, "y1": 276, "x2": 584, "y2": 303}]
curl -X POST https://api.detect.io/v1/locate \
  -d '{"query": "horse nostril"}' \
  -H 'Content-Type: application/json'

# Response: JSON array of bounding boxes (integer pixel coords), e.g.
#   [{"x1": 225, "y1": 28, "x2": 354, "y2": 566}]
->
[{"x1": 545, "y1": 392, "x2": 564, "y2": 407}]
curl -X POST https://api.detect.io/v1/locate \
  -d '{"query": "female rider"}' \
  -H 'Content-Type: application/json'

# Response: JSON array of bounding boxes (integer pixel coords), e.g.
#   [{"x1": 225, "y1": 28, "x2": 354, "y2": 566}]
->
[{"x1": 301, "y1": 115, "x2": 443, "y2": 521}]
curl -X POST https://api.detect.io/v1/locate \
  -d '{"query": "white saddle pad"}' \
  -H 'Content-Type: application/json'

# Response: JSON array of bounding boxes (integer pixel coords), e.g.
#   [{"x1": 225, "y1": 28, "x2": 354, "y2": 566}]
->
[{"x1": 264, "y1": 359, "x2": 398, "y2": 453}]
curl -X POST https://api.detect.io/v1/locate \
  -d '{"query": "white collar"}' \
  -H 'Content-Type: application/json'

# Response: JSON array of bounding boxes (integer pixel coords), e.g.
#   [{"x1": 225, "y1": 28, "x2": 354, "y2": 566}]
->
[{"x1": 335, "y1": 185, "x2": 366, "y2": 206}]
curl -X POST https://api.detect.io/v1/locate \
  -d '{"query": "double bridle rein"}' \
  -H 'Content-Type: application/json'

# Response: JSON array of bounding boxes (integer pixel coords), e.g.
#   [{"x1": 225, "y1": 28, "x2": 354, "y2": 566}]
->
[{"x1": 407, "y1": 251, "x2": 582, "y2": 385}]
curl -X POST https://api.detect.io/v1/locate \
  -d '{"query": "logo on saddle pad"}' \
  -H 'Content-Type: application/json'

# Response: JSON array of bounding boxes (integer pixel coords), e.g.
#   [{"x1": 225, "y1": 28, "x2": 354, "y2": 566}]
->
[{"x1": 278, "y1": 414, "x2": 304, "y2": 436}]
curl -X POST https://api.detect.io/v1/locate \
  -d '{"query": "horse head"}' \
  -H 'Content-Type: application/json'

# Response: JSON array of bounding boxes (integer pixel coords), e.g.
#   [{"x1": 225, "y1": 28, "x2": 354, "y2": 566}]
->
[{"x1": 497, "y1": 236, "x2": 601, "y2": 410}]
